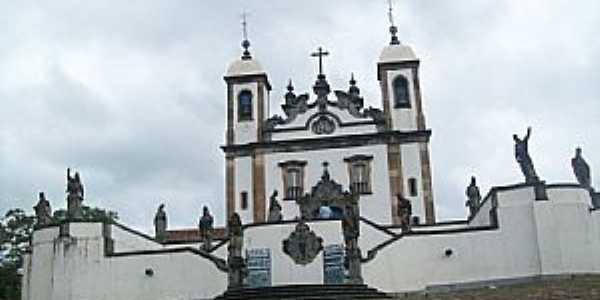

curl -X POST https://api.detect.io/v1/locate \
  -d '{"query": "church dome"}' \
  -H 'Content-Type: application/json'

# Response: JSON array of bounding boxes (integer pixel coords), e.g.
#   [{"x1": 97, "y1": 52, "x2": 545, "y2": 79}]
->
[
  {"x1": 225, "y1": 57, "x2": 265, "y2": 77},
  {"x1": 379, "y1": 44, "x2": 418, "y2": 63}
]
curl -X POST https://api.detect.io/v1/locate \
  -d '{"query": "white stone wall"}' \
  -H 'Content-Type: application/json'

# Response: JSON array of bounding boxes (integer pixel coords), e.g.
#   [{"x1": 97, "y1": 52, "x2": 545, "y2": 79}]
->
[
  {"x1": 362, "y1": 185, "x2": 600, "y2": 293},
  {"x1": 22, "y1": 223, "x2": 227, "y2": 300},
  {"x1": 22, "y1": 185, "x2": 600, "y2": 299}
]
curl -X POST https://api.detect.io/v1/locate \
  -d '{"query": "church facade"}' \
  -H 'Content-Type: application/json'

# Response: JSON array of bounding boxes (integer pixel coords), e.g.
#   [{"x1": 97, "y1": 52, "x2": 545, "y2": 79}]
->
[
  {"x1": 223, "y1": 39, "x2": 434, "y2": 226},
  {"x1": 20, "y1": 15, "x2": 600, "y2": 300}
]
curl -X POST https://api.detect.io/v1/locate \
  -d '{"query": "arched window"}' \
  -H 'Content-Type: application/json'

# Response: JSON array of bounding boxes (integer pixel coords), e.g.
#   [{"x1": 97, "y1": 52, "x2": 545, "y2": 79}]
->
[
  {"x1": 238, "y1": 90, "x2": 253, "y2": 121},
  {"x1": 392, "y1": 76, "x2": 411, "y2": 108}
]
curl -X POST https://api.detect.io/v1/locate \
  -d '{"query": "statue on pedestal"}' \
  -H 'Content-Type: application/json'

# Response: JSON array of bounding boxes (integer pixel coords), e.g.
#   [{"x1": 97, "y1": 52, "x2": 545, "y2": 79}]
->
[
  {"x1": 226, "y1": 213, "x2": 246, "y2": 289},
  {"x1": 198, "y1": 206, "x2": 214, "y2": 251},
  {"x1": 397, "y1": 194, "x2": 412, "y2": 232},
  {"x1": 465, "y1": 176, "x2": 482, "y2": 217},
  {"x1": 33, "y1": 192, "x2": 52, "y2": 226},
  {"x1": 342, "y1": 203, "x2": 362, "y2": 284},
  {"x1": 153, "y1": 204, "x2": 167, "y2": 241},
  {"x1": 66, "y1": 168, "x2": 84, "y2": 219},
  {"x1": 513, "y1": 127, "x2": 540, "y2": 184},
  {"x1": 267, "y1": 190, "x2": 283, "y2": 222},
  {"x1": 572, "y1": 147, "x2": 593, "y2": 191}
]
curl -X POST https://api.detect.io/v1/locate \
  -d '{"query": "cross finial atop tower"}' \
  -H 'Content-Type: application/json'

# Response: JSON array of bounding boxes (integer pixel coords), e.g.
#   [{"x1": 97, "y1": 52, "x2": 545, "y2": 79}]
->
[
  {"x1": 387, "y1": 0, "x2": 400, "y2": 45},
  {"x1": 241, "y1": 11, "x2": 252, "y2": 60},
  {"x1": 310, "y1": 46, "x2": 330, "y2": 77}
]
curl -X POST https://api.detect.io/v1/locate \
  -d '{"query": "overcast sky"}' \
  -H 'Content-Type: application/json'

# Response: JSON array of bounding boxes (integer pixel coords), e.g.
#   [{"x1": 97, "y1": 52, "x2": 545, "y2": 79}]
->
[{"x1": 1, "y1": 1, "x2": 599, "y2": 232}]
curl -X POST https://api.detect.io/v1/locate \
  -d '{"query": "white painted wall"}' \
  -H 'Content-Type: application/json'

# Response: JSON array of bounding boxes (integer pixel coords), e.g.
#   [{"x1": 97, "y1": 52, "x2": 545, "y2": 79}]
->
[
  {"x1": 235, "y1": 156, "x2": 253, "y2": 223},
  {"x1": 244, "y1": 220, "x2": 343, "y2": 286},
  {"x1": 401, "y1": 142, "x2": 425, "y2": 222},
  {"x1": 23, "y1": 223, "x2": 227, "y2": 300},
  {"x1": 22, "y1": 185, "x2": 600, "y2": 299},
  {"x1": 263, "y1": 144, "x2": 393, "y2": 224}
]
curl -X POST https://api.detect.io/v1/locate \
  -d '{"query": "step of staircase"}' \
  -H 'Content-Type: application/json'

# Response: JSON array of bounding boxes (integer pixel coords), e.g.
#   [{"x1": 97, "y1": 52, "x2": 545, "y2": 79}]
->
[{"x1": 214, "y1": 284, "x2": 390, "y2": 300}]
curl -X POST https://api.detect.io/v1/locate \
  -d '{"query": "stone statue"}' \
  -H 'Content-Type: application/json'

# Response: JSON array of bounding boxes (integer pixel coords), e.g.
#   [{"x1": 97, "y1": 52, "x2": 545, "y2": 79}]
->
[
  {"x1": 153, "y1": 204, "x2": 167, "y2": 241},
  {"x1": 397, "y1": 194, "x2": 412, "y2": 232},
  {"x1": 513, "y1": 127, "x2": 540, "y2": 184},
  {"x1": 465, "y1": 176, "x2": 482, "y2": 217},
  {"x1": 267, "y1": 190, "x2": 283, "y2": 222},
  {"x1": 66, "y1": 168, "x2": 84, "y2": 219},
  {"x1": 33, "y1": 192, "x2": 52, "y2": 226},
  {"x1": 342, "y1": 203, "x2": 363, "y2": 284},
  {"x1": 226, "y1": 213, "x2": 246, "y2": 289},
  {"x1": 572, "y1": 147, "x2": 593, "y2": 191},
  {"x1": 198, "y1": 206, "x2": 214, "y2": 251}
]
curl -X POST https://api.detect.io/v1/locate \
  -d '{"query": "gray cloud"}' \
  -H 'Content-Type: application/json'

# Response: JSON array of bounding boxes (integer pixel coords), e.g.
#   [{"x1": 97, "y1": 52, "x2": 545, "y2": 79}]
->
[{"x1": 1, "y1": 1, "x2": 599, "y2": 232}]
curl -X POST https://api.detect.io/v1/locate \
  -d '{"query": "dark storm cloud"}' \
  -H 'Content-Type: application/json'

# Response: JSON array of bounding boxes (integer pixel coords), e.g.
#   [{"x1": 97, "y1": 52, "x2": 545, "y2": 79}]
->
[{"x1": 1, "y1": 1, "x2": 599, "y2": 232}]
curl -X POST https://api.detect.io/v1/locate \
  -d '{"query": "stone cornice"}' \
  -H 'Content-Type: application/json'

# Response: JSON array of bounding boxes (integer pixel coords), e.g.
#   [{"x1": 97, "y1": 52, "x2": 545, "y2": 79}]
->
[{"x1": 221, "y1": 130, "x2": 432, "y2": 157}]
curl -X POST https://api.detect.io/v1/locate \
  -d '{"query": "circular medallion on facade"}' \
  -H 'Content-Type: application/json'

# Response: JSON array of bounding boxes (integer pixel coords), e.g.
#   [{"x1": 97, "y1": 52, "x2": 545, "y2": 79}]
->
[{"x1": 311, "y1": 115, "x2": 336, "y2": 135}]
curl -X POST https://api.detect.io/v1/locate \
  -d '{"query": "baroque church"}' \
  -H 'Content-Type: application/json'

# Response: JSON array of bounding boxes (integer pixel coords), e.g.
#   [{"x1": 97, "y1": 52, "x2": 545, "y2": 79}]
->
[{"x1": 20, "y1": 8, "x2": 600, "y2": 300}]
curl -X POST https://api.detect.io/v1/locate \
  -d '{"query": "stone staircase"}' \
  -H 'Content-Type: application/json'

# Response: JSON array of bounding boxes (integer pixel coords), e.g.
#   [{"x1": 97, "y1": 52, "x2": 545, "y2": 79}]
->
[{"x1": 214, "y1": 284, "x2": 390, "y2": 300}]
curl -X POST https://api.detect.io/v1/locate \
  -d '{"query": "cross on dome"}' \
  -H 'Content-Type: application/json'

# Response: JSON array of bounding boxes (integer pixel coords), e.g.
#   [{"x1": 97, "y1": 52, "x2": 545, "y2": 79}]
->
[
  {"x1": 387, "y1": 0, "x2": 400, "y2": 45},
  {"x1": 241, "y1": 11, "x2": 252, "y2": 60},
  {"x1": 310, "y1": 47, "x2": 330, "y2": 77}
]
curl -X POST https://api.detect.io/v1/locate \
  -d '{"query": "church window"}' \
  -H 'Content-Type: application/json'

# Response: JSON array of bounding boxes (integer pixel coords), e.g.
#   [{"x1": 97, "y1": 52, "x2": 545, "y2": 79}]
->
[
  {"x1": 278, "y1": 160, "x2": 307, "y2": 200},
  {"x1": 238, "y1": 90, "x2": 253, "y2": 121},
  {"x1": 392, "y1": 76, "x2": 411, "y2": 108},
  {"x1": 408, "y1": 178, "x2": 418, "y2": 197},
  {"x1": 344, "y1": 155, "x2": 373, "y2": 195},
  {"x1": 240, "y1": 191, "x2": 249, "y2": 210}
]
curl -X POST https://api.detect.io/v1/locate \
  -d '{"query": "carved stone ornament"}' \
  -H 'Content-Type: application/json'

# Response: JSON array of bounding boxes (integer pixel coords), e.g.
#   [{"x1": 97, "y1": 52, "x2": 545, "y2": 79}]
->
[
  {"x1": 311, "y1": 115, "x2": 336, "y2": 135},
  {"x1": 282, "y1": 221, "x2": 323, "y2": 265},
  {"x1": 297, "y1": 162, "x2": 357, "y2": 220}
]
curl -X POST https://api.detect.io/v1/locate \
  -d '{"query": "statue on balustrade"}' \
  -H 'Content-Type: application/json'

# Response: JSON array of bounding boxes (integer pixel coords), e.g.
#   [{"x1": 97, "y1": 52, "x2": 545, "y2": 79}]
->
[
  {"x1": 267, "y1": 190, "x2": 283, "y2": 222},
  {"x1": 572, "y1": 147, "x2": 593, "y2": 191},
  {"x1": 465, "y1": 176, "x2": 482, "y2": 217},
  {"x1": 154, "y1": 204, "x2": 167, "y2": 242},
  {"x1": 199, "y1": 206, "x2": 214, "y2": 251},
  {"x1": 226, "y1": 213, "x2": 246, "y2": 289},
  {"x1": 342, "y1": 203, "x2": 363, "y2": 284},
  {"x1": 513, "y1": 127, "x2": 540, "y2": 184},
  {"x1": 398, "y1": 194, "x2": 412, "y2": 232},
  {"x1": 66, "y1": 168, "x2": 84, "y2": 219},
  {"x1": 34, "y1": 192, "x2": 52, "y2": 226}
]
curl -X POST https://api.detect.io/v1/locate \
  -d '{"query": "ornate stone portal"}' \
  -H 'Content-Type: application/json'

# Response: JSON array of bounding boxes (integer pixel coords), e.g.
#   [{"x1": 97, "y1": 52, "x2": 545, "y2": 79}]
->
[
  {"x1": 296, "y1": 162, "x2": 359, "y2": 221},
  {"x1": 282, "y1": 221, "x2": 323, "y2": 265}
]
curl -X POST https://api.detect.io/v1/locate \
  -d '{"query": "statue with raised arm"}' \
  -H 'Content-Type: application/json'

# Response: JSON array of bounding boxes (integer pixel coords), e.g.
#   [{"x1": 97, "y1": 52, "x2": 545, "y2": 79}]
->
[
  {"x1": 267, "y1": 190, "x2": 283, "y2": 222},
  {"x1": 199, "y1": 206, "x2": 214, "y2": 251},
  {"x1": 153, "y1": 204, "x2": 167, "y2": 241},
  {"x1": 572, "y1": 147, "x2": 593, "y2": 191},
  {"x1": 513, "y1": 127, "x2": 540, "y2": 184},
  {"x1": 66, "y1": 168, "x2": 84, "y2": 219},
  {"x1": 465, "y1": 176, "x2": 482, "y2": 217},
  {"x1": 33, "y1": 192, "x2": 52, "y2": 226}
]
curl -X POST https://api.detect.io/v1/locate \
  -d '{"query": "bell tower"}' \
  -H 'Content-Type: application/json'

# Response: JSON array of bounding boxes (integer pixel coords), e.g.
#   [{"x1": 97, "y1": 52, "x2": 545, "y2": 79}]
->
[
  {"x1": 223, "y1": 15, "x2": 271, "y2": 223},
  {"x1": 378, "y1": 2, "x2": 435, "y2": 224}
]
